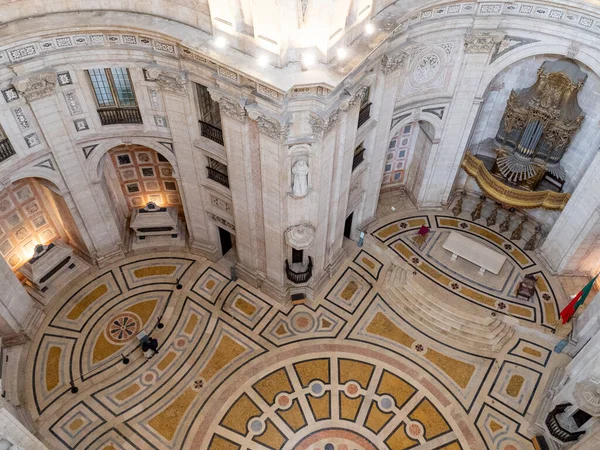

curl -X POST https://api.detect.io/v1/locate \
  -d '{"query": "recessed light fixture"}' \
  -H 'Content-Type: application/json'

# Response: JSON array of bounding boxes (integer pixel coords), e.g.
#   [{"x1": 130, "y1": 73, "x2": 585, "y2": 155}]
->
[
  {"x1": 215, "y1": 37, "x2": 227, "y2": 48},
  {"x1": 302, "y1": 53, "x2": 316, "y2": 67},
  {"x1": 365, "y1": 23, "x2": 375, "y2": 35},
  {"x1": 258, "y1": 55, "x2": 269, "y2": 67},
  {"x1": 337, "y1": 48, "x2": 347, "y2": 59}
]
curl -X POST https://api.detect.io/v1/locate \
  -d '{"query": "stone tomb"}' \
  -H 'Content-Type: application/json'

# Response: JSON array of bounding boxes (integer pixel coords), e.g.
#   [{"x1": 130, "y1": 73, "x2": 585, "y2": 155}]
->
[
  {"x1": 19, "y1": 240, "x2": 89, "y2": 302},
  {"x1": 130, "y1": 202, "x2": 186, "y2": 250}
]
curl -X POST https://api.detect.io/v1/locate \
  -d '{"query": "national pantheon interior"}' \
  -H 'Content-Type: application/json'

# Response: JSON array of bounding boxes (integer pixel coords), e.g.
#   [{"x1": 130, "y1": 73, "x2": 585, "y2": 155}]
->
[{"x1": 3, "y1": 1, "x2": 600, "y2": 449}]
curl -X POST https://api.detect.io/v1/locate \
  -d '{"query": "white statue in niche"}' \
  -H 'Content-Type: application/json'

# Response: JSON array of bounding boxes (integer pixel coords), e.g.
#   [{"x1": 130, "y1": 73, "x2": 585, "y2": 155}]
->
[{"x1": 292, "y1": 160, "x2": 309, "y2": 197}]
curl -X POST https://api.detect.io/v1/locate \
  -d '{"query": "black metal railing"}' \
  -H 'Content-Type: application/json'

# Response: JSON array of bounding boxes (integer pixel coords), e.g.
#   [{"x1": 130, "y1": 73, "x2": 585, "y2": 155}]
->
[
  {"x1": 97, "y1": 107, "x2": 143, "y2": 125},
  {"x1": 357, "y1": 102, "x2": 371, "y2": 129},
  {"x1": 285, "y1": 257, "x2": 313, "y2": 284},
  {"x1": 0, "y1": 138, "x2": 16, "y2": 163},
  {"x1": 200, "y1": 121, "x2": 224, "y2": 146},
  {"x1": 207, "y1": 167, "x2": 230, "y2": 188},
  {"x1": 545, "y1": 404, "x2": 586, "y2": 443},
  {"x1": 352, "y1": 148, "x2": 365, "y2": 171}
]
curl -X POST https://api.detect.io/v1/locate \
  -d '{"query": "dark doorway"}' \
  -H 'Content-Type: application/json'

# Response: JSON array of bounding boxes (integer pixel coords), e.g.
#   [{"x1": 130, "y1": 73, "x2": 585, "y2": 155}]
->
[
  {"x1": 292, "y1": 248, "x2": 303, "y2": 264},
  {"x1": 344, "y1": 212, "x2": 354, "y2": 239},
  {"x1": 572, "y1": 409, "x2": 592, "y2": 428},
  {"x1": 218, "y1": 227, "x2": 233, "y2": 255}
]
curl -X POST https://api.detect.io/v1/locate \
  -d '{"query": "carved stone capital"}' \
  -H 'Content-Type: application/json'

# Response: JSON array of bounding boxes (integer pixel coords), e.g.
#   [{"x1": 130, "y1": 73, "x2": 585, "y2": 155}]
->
[
  {"x1": 144, "y1": 66, "x2": 188, "y2": 94},
  {"x1": 339, "y1": 85, "x2": 369, "y2": 112},
  {"x1": 326, "y1": 109, "x2": 340, "y2": 134},
  {"x1": 308, "y1": 113, "x2": 326, "y2": 138},
  {"x1": 285, "y1": 223, "x2": 316, "y2": 249},
  {"x1": 249, "y1": 110, "x2": 290, "y2": 143},
  {"x1": 464, "y1": 32, "x2": 505, "y2": 53},
  {"x1": 381, "y1": 53, "x2": 407, "y2": 75},
  {"x1": 12, "y1": 71, "x2": 56, "y2": 101},
  {"x1": 210, "y1": 92, "x2": 247, "y2": 122}
]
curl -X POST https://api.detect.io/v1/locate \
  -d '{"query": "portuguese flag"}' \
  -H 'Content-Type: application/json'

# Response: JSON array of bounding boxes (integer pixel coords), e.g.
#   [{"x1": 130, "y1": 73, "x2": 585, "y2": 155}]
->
[{"x1": 560, "y1": 274, "x2": 599, "y2": 324}]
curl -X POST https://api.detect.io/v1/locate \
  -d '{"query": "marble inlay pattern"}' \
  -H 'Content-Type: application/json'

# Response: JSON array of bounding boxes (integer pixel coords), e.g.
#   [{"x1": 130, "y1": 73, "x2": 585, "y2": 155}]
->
[{"x1": 24, "y1": 209, "x2": 570, "y2": 450}]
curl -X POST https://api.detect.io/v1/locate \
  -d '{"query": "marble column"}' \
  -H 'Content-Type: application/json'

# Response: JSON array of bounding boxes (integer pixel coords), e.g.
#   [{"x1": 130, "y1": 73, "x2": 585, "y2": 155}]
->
[
  {"x1": 414, "y1": 33, "x2": 503, "y2": 209},
  {"x1": 15, "y1": 71, "x2": 124, "y2": 264},
  {"x1": 159, "y1": 81, "x2": 218, "y2": 259},
  {"x1": 322, "y1": 95, "x2": 362, "y2": 278},
  {"x1": 359, "y1": 56, "x2": 405, "y2": 226},
  {"x1": 212, "y1": 93, "x2": 270, "y2": 291},
  {"x1": 540, "y1": 151, "x2": 600, "y2": 275},
  {"x1": 248, "y1": 109, "x2": 289, "y2": 299},
  {"x1": 567, "y1": 290, "x2": 600, "y2": 357},
  {"x1": 0, "y1": 256, "x2": 42, "y2": 342},
  {"x1": 0, "y1": 399, "x2": 48, "y2": 449}
]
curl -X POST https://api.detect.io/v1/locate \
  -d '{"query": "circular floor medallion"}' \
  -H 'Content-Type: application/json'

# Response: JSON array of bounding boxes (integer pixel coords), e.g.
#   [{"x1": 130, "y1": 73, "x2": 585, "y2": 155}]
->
[
  {"x1": 292, "y1": 428, "x2": 378, "y2": 450},
  {"x1": 291, "y1": 311, "x2": 316, "y2": 332},
  {"x1": 105, "y1": 312, "x2": 141, "y2": 344}
]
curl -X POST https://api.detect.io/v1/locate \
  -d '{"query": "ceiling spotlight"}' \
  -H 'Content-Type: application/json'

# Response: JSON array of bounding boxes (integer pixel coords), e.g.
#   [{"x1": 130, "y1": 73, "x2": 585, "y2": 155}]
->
[
  {"x1": 302, "y1": 53, "x2": 316, "y2": 67},
  {"x1": 365, "y1": 23, "x2": 375, "y2": 35},
  {"x1": 258, "y1": 55, "x2": 269, "y2": 67},
  {"x1": 337, "y1": 48, "x2": 347, "y2": 59},
  {"x1": 215, "y1": 37, "x2": 227, "y2": 48}
]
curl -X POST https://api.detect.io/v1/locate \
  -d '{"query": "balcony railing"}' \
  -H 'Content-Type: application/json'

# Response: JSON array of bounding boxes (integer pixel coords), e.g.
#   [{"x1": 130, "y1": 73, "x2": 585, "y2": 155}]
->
[
  {"x1": 200, "y1": 121, "x2": 224, "y2": 146},
  {"x1": 0, "y1": 138, "x2": 16, "y2": 163},
  {"x1": 357, "y1": 102, "x2": 372, "y2": 129},
  {"x1": 207, "y1": 167, "x2": 230, "y2": 188},
  {"x1": 285, "y1": 257, "x2": 313, "y2": 284},
  {"x1": 352, "y1": 148, "x2": 365, "y2": 171},
  {"x1": 97, "y1": 107, "x2": 143, "y2": 125},
  {"x1": 545, "y1": 404, "x2": 586, "y2": 443}
]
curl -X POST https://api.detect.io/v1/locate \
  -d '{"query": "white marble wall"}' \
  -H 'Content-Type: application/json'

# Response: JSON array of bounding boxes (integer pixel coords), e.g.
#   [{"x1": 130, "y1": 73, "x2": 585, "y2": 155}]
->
[{"x1": 0, "y1": 399, "x2": 47, "y2": 449}]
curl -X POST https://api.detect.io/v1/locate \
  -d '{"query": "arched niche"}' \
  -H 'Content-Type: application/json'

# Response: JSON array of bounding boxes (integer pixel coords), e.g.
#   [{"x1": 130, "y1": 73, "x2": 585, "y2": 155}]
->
[
  {"x1": 86, "y1": 137, "x2": 179, "y2": 184},
  {"x1": 380, "y1": 108, "x2": 442, "y2": 208},
  {"x1": 464, "y1": 52, "x2": 600, "y2": 229},
  {"x1": 99, "y1": 143, "x2": 185, "y2": 246},
  {"x1": 0, "y1": 176, "x2": 90, "y2": 271}
]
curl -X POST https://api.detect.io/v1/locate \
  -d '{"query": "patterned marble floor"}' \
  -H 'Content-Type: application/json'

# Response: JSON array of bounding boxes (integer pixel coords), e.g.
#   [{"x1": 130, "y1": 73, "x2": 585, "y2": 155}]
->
[{"x1": 23, "y1": 209, "x2": 572, "y2": 450}]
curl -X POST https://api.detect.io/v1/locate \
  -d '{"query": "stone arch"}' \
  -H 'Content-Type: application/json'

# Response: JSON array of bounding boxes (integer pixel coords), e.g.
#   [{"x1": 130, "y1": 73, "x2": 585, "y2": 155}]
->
[
  {"x1": 6, "y1": 166, "x2": 67, "y2": 197},
  {"x1": 381, "y1": 108, "x2": 442, "y2": 195},
  {"x1": 478, "y1": 42, "x2": 600, "y2": 98},
  {"x1": 85, "y1": 137, "x2": 179, "y2": 184},
  {"x1": 389, "y1": 107, "x2": 443, "y2": 144}
]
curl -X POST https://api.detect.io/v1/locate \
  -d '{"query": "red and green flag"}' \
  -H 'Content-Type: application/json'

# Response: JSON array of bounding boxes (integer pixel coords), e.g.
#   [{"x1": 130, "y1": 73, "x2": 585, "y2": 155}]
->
[{"x1": 560, "y1": 274, "x2": 599, "y2": 324}]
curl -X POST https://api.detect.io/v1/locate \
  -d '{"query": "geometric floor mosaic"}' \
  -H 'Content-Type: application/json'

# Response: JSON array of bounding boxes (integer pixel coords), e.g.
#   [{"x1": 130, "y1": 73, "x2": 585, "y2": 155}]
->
[{"x1": 23, "y1": 210, "x2": 572, "y2": 449}]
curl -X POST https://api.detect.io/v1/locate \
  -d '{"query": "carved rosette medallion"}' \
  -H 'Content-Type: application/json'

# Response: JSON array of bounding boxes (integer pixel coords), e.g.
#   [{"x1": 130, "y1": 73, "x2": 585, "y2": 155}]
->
[{"x1": 284, "y1": 224, "x2": 316, "y2": 249}]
